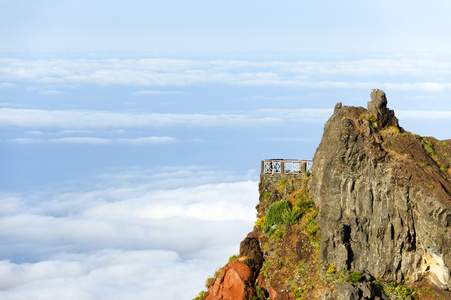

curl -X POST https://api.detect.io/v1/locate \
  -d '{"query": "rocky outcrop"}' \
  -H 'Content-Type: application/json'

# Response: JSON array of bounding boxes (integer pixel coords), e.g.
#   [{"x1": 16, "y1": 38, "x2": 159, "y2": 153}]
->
[
  {"x1": 203, "y1": 173, "x2": 322, "y2": 300},
  {"x1": 204, "y1": 230, "x2": 264, "y2": 300},
  {"x1": 367, "y1": 89, "x2": 398, "y2": 129},
  {"x1": 309, "y1": 89, "x2": 451, "y2": 290},
  {"x1": 199, "y1": 89, "x2": 451, "y2": 300}
]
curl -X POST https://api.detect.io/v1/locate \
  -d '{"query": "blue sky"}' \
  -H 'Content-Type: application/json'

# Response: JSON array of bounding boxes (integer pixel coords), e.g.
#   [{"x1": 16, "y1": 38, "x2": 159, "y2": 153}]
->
[{"x1": 1, "y1": 1, "x2": 451, "y2": 299}]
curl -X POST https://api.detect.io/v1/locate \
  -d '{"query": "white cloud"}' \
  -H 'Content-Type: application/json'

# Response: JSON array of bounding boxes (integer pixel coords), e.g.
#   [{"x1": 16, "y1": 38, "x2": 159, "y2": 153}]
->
[
  {"x1": 3, "y1": 58, "x2": 451, "y2": 91},
  {"x1": 0, "y1": 249, "x2": 220, "y2": 300},
  {"x1": 38, "y1": 90, "x2": 67, "y2": 96},
  {"x1": 0, "y1": 82, "x2": 15, "y2": 89},
  {"x1": 264, "y1": 137, "x2": 321, "y2": 142},
  {"x1": 243, "y1": 95, "x2": 308, "y2": 101},
  {"x1": 0, "y1": 168, "x2": 258, "y2": 299},
  {"x1": 49, "y1": 137, "x2": 110, "y2": 144},
  {"x1": 0, "y1": 108, "x2": 283, "y2": 129},
  {"x1": 9, "y1": 138, "x2": 37, "y2": 144},
  {"x1": 26, "y1": 130, "x2": 44, "y2": 136},
  {"x1": 0, "y1": 102, "x2": 24, "y2": 108},
  {"x1": 8, "y1": 136, "x2": 177, "y2": 145},
  {"x1": 257, "y1": 108, "x2": 334, "y2": 123},
  {"x1": 58, "y1": 130, "x2": 94, "y2": 135},
  {"x1": 132, "y1": 90, "x2": 181, "y2": 96},
  {"x1": 116, "y1": 137, "x2": 176, "y2": 145},
  {"x1": 397, "y1": 110, "x2": 451, "y2": 120}
]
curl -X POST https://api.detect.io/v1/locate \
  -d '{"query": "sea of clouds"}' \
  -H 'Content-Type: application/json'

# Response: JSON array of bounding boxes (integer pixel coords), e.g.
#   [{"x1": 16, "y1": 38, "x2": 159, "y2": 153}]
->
[
  {"x1": 3, "y1": 57, "x2": 451, "y2": 91},
  {"x1": 2, "y1": 54, "x2": 451, "y2": 300},
  {"x1": 0, "y1": 167, "x2": 258, "y2": 299}
]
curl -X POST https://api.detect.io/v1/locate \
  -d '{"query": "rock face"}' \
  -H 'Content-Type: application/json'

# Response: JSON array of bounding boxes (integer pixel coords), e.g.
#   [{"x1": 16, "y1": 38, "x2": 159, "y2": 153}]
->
[
  {"x1": 204, "y1": 231, "x2": 264, "y2": 300},
  {"x1": 203, "y1": 173, "x2": 323, "y2": 300},
  {"x1": 199, "y1": 89, "x2": 451, "y2": 300},
  {"x1": 309, "y1": 89, "x2": 451, "y2": 289}
]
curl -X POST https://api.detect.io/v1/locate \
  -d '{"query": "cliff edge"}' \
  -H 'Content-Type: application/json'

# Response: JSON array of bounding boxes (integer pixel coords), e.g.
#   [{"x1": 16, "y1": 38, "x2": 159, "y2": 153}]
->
[
  {"x1": 309, "y1": 89, "x2": 451, "y2": 291},
  {"x1": 195, "y1": 90, "x2": 451, "y2": 300}
]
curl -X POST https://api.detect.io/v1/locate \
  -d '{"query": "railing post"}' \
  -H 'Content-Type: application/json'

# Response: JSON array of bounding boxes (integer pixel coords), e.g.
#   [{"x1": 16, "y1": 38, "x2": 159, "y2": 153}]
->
[
  {"x1": 281, "y1": 161, "x2": 285, "y2": 175},
  {"x1": 261, "y1": 160, "x2": 265, "y2": 173}
]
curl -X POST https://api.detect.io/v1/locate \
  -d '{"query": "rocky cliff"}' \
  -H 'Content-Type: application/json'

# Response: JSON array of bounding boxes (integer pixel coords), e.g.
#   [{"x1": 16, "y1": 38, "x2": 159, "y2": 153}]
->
[
  {"x1": 310, "y1": 90, "x2": 451, "y2": 291},
  {"x1": 195, "y1": 90, "x2": 451, "y2": 300}
]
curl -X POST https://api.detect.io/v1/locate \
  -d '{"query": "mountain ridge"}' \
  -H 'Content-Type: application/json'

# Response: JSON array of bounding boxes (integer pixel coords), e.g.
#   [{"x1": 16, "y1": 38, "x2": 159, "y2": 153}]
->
[{"x1": 195, "y1": 90, "x2": 451, "y2": 300}]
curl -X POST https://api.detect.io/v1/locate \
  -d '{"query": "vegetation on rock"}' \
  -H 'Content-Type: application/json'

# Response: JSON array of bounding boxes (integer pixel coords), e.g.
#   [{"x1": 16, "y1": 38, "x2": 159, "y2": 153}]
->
[
  {"x1": 198, "y1": 89, "x2": 450, "y2": 300},
  {"x1": 346, "y1": 272, "x2": 365, "y2": 283}
]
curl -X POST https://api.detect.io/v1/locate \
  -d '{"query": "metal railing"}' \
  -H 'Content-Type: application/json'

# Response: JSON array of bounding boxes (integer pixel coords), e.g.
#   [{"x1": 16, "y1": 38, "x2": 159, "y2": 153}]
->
[{"x1": 261, "y1": 159, "x2": 312, "y2": 175}]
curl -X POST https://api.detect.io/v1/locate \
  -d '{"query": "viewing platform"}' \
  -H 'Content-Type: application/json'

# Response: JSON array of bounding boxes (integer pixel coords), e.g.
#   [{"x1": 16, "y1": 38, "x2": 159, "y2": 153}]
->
[{"x1": 261, "y1": 159, "x2": 313, "y2": 175}]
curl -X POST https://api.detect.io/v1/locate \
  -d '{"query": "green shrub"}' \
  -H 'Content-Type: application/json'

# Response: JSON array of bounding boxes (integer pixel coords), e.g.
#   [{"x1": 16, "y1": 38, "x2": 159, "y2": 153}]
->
[
  {"x1": 290, "y1": 285, "x2": 308, "y2": 299},
  {"x1": 422, "y1": 139, "x2": 436, "y2": 156},
  {"x1": 275, "y1": 179, "x2": 288, "y2": 189},
  {"x1": 193, "y1": 291, "x2": 207, "y2": 300},
  {"x1": 440, "y1": 165, "x2": 448, "y2": 173},
  {"x1": 263, "y1": 200, "x2": 292, "y2": 235},
  {"x1": 388, "y1": 126, "x2": 400, "y2": 134},
  {"x1": 359, "y1": 113, "x2": 377, "y2": 123},
  {"x1": 254, "y1": 285, "x2": 267, "y2": 300},
  {"x1": 424, "y1": 144, "x2": 435, "y2": 155},
  {"x1": 205, "y1": 270, "x2": 221, "y2": 287},
  {"x1": 228, "y1": 254, "x2": 238, "y2": 263},
  {"x1": 263, "y1": 199, "x2": 304, "y2": 236},
  {"x1": 272, "y1": 227, "x2": 287, "y2": 240},
  {"x1": 254, "y1": 216, "x2": 266, "y2": 228},
  {"x1": 304, "y1": 212, "x2": 319, "y2": 236},
  {"x1": 260, "y1": 261, "x2": 271, "y2": 278},
  {"x1": 401, "y1": 132, "x2": 409, "y2": 137},
  {"x1": 347, "y1": 272, "x2": 365, "y2": 283},
  {"x1": 266, "y1": 200, "x2": 290, "y2": 225},
  {"x1": 382, "y1": 281, "x2": 415, "y2": 299},
  {"x1": 294, "y1": 195, "x2": 315, "y2": 215},
  {"x1": 359, "y1": 113, "x2": 378, "y2": 129},
  {"x1": 327, "y1": 265, "x2": 337, "y2": 274},
  {"x1": 282, "y1": 208, "x2": 301, "y2": 225}
]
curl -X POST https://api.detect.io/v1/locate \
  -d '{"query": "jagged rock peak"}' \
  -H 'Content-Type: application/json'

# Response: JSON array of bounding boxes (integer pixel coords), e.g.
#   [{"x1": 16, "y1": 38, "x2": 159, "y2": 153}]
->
[
  {"x1": 367, "y1": 89, "x2": 399, "y2": 128},
  {"x1": 310, "y1": 90, "x2": 451, "y2": 291},
  {"x1": 334, "y1": 102, "x2": 342, "y2": 113},
  {"x1": 198, "y1": 90, "x2": 451, "y2": 300},
  {"x1": 369, "y1": 89, "x2": 387, "y2": 110}
]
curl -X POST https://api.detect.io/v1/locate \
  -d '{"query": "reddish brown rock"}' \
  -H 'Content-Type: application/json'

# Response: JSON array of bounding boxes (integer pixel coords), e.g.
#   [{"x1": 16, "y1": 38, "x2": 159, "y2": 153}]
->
[
  {"x1": 205, "y1": 261, "x2": 252, "y2": 300},
  {"x1": 204, "y1": 229, "x2": 265, "y2": 300}
]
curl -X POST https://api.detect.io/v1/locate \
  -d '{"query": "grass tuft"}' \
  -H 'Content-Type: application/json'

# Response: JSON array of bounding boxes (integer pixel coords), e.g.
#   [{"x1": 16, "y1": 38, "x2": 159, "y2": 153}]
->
[{"x1": 347, "y1": 272, "x2": 364, "y2": 283}]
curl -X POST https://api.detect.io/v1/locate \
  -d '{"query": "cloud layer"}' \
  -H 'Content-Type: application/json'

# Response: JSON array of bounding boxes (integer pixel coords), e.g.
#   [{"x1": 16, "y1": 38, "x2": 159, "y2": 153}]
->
[
  {"x1": 0, "y1": 108, "x2": 285, "y2": 129},
  {"x1": 11, "y1": 136, "x2": 176, "y2": 145},
  {"x1": 3, "y1": 58, "x2": 451, "y2": 91},
  {"x1": 0, "y1": 168, "x2": 258, "y2": 299}
]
